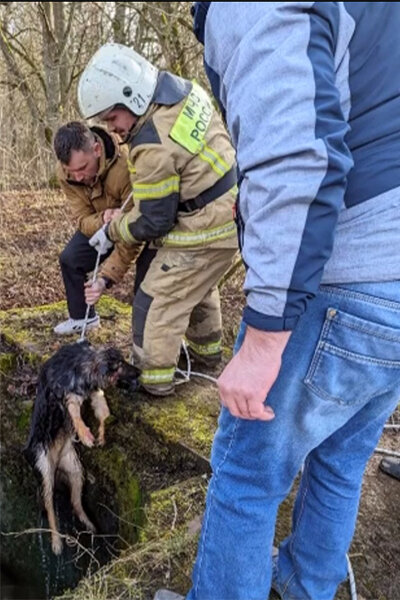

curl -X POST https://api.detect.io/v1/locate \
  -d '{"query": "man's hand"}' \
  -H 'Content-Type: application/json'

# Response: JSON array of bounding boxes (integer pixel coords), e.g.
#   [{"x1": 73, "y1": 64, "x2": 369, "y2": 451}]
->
[
  {"x1": 89, "y1": 225, "x2": 113, "y2": 255},
  {"x1": 103, "y1": 208, "x2": 122, "y2": 224},
  {"x1": 84, "y1": 278, "x2": 106, "y2": 305},
  {"x1": 217, "y1": 326, "x2": 291, "y2": 421}
]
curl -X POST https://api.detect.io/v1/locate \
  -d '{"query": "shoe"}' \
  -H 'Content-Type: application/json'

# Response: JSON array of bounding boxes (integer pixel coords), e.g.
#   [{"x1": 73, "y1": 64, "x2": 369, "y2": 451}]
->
[
  {"x1": 379, "y1": 457, "x2": 400, "y2": 481},
  {"x1": 54, "y1": 315, "x2": 100, "y2": 335},
  {"x1": 141, "y1": 382, "x2": 176, "y2": 397},
  {"x1": 153, "y1": 591, "x2": 184, "y2": 600}
]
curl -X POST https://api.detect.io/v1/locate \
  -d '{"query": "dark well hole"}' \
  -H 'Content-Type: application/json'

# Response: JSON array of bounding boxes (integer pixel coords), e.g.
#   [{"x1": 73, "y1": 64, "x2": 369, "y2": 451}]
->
[{"x1": 1, "y1": 344, "x2": 210, "y2": 600}]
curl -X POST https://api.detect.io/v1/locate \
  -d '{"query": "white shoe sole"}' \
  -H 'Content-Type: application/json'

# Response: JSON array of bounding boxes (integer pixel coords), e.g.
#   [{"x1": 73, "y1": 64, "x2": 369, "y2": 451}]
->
[{"x1": 53, "y1": 320, "x2": 100, "y2": 336}]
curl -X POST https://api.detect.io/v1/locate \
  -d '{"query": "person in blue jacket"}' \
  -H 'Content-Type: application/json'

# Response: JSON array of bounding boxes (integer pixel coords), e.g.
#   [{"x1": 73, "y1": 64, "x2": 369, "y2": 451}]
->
[{"x1": 155, "y1": 3, "x2": 400, "y2": 599}]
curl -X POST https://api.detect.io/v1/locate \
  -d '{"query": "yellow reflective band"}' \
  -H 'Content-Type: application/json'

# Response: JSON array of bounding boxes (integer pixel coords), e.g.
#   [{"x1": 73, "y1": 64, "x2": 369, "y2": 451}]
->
[
  {"x1": 140, "y1": 367, "x2": 175, "y2": 384},
  {"x1": 185, "y1": 338, "x2": 221, "y2": 356},
  {"x1": 134, "y1": 176, "x2": 179, "y2": 200},
  {"x1": 118, "y1": 214, "x2": 136, "y2": 244},
  {"x1": 169, "y1": 82, "x2": 213, "y2": 154},
  {"x1": 127, "y1": 158, "x2": 136, "y2": 175},
  {"x1": 162, "y1": 220, "x2": 237, "y2": 247},
  {"x1": 199, "y1": 145, "x2": 230, "y2": 177}
]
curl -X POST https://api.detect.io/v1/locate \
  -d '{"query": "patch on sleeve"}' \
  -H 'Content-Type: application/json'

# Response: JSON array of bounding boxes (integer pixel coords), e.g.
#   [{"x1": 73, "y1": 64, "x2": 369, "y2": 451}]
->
[{"x1": 169, "y1": 82, "x2": 213, "y2": 154}]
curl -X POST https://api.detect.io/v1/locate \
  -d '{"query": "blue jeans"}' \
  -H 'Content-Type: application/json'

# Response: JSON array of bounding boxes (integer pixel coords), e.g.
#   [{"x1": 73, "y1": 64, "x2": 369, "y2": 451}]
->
[{"x1": 187, "y1": 281, "x2": 400, "y2": 600}]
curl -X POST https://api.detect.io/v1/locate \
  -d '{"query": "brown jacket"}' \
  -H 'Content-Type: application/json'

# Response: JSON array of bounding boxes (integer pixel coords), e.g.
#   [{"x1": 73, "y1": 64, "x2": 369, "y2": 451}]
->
[
  {"x1": 108, "y1": 73, "x2": 238, "y2": 252},
  {"x1": 57, "y1": 126, "x2": 140, "y2": 283}
]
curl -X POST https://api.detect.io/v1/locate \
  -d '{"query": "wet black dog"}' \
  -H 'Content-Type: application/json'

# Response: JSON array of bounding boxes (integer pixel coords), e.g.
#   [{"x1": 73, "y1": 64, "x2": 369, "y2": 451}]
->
[{"x1": 24, "y1": 341, "x2": 139, "y2": 554}]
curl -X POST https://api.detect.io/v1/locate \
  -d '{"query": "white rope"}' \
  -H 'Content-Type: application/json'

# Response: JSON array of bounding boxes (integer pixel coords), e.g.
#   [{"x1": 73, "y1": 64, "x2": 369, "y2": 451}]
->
[
  {"x1": 174, "y1": 339, "x2": 218, "y2": 386},
  {"x1": 189, "y1": 370, "x2": 219, "y2": 384},
  {"x1": 346, "y1": 554, "x2": 358, "y2": 600},
  {"x1": 174, "y1": 338, "x2": 192, "y2": 384},
  {"x1": 79, "y1": 249, "x2": 102, "y2": 342},
  {"x1": 374, "y1": 447, "x2": 400, "y2": 458},
  {"x1": 79, "y1": 193, "x2": 133, "y2": 343}
]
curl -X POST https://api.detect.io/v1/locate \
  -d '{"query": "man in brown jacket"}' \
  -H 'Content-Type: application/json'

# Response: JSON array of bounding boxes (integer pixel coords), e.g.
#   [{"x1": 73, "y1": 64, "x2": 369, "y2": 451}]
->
[
  {"x1": 53, "y1": 121, "x2": 147, "y2": 334},
  {"x1": 79, "y1": 43, "x2": 239, "y2": 396}
]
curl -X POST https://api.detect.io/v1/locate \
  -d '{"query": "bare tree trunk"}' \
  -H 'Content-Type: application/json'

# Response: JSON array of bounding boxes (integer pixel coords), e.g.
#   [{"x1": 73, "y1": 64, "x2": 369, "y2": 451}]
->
[
  {"x1": 53, "y1": 1, "x2": 67, "y2": 110},
  {"x1": 39, "y1": 2, "x2": 60, "y2": 143},
  {"x1": 0, "y1": 21, "x2": 46, "y2": 148},
  {"x1": 113, "y1": 2, "x2": 126, "y2": 44},
  {"x1": 158, "y1": 2, "x2": 184, "y2": 74}
]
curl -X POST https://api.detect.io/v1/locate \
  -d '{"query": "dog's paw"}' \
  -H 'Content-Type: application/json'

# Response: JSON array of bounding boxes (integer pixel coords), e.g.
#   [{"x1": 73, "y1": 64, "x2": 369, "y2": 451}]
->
[
  {"x1": 81, "y1": 516, "x2": 96, "y2": 533},
  {"x1": 51, "y1": 534, "x2": 63, "y2": 555},
  {"x1": 86, "y1": 520, "x2": 96, "y2": 533},
  {"x1": 97, "y1": 433, "x2": 106, "y2": 447},
  {"x1": 79, "y1": 426, "x2": 95, "y2": 447}
]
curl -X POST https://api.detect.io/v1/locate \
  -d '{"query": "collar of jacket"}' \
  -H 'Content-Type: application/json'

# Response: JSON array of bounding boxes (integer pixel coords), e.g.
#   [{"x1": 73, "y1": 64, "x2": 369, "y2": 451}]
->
[
  {"x1": 125, "y1": 71, "x2": 192, "y2": 145},
  {"x1": 153, "y1": 71, "x2": 192, "y2": 105}
]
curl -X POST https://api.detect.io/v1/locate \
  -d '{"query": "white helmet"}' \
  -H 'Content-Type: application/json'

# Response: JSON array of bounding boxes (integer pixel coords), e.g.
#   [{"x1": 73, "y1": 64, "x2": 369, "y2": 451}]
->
[{"x1": 78, "y1": 43, "x2": 158, "y2": 119}]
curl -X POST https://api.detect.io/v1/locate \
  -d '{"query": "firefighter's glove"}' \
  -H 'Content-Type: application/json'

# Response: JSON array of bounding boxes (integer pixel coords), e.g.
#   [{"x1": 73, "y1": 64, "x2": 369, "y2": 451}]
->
[{"x1": 89, "y1": 225, "x2": 113, "y2": 255}]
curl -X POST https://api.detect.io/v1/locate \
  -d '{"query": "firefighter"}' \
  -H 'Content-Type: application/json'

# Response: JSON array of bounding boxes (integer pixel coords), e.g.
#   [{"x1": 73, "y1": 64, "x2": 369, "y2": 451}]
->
[{"x1": 79, "y1": 43, "x2": 238, "y2": 396}]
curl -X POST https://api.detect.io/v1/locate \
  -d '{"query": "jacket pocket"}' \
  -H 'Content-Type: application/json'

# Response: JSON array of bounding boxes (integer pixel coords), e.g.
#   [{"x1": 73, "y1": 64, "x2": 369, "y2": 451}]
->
[{"x1": 304, "y1": 308, "x2": 400, "y2": 406}]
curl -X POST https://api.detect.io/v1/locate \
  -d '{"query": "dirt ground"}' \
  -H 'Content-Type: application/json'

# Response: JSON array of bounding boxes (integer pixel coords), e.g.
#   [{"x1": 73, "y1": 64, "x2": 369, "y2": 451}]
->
[
  {"x1": 336, "y1": 423, "x2": 400, "y2": 600},
  {"x1": 1, "y1": 189, "x2": 399, "y2": 599}
]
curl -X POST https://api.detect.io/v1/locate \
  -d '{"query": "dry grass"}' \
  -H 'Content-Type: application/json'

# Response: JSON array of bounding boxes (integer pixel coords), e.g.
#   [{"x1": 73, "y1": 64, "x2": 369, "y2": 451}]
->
[
  {"x1": 0, "y1": 190, "x2": 245, "y2": 350},
  {"x1": 0, "y1": 190, "x2": 135, "y2": 310}
]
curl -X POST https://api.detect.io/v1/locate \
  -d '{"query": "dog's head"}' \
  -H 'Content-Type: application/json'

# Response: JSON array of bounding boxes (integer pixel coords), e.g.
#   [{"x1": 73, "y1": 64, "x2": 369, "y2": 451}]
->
[{"x1": 96, "y1": 346, "x2": 140, "y2": 391}]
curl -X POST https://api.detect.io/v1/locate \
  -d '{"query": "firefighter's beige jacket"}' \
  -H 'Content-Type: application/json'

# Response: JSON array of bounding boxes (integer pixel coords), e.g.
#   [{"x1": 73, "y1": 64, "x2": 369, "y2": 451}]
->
[{"x1": 108, "y1": 73, "x2": 238, "y2": 252}]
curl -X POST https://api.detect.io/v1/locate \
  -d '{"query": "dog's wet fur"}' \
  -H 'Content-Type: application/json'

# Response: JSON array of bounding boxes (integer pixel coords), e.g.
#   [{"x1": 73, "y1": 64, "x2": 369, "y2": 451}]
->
[{"x1": 23, "y1": 341, "x2": 139, "y2": 554}]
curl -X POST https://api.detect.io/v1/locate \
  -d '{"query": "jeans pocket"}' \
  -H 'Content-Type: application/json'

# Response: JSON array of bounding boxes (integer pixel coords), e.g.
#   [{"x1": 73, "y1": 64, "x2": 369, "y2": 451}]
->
[{"x1": 304, "y1": 307, "x2": 400, "y2": 406}]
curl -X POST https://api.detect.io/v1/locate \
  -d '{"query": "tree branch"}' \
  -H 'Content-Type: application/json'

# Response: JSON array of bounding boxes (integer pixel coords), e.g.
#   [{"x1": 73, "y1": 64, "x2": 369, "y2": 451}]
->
[
  {"x1": 0, "y1": 22, "x2": 43, "y2": 124},
  {"x1": 37, "y1": 1, "x2": 57, "y2": 45},
  {"x1": 59, "y1": 2, "x2": 76, "y2": 58},
  {"x1": 2, "y1": 30, "x2": 46, "y2": 93}
]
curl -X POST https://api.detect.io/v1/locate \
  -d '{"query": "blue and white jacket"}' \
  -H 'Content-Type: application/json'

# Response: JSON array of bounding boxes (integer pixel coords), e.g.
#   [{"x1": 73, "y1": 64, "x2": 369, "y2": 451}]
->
[{"x1": 193, "y1": 2, "x2": 400, "y2": 331}]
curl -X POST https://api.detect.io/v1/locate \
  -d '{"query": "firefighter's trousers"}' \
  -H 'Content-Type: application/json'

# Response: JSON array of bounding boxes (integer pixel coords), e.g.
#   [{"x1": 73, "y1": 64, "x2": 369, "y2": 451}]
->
[{"x1": 133, "y1": 246, "x2": 238, "y2": 387}]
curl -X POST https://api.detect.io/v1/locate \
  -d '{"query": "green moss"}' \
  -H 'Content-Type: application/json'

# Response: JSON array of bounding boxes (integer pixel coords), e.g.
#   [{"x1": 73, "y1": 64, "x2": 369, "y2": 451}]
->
[
  {"x1": 97, "y1": 295, "x2": 131, "y2": 316},
  {"x1": 138, "y1": 476, "x2": 207, "y2": 544},
  {"x1": 140, "y1": 388, "x2": 219, "y2": 458},
  {"x1": 91, "y1": 446, "x2": 143, "y2": 544},
  {"x1": 0, "y1": 300, "x2": 68, "y2": 320},
  {"x1": 0, "y1": 352, "x2": 17, "y2": 373},
  {"x1": 0, "y1": 297, "x2": 132, "y2": 364},
  {"x1": 16, "y1": 400, "x2": 33, "y2": 433}
]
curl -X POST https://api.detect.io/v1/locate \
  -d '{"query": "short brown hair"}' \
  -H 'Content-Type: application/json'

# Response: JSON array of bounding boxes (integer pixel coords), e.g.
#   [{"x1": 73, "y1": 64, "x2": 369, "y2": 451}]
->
[{"x1": 53, "y1": 121, "x2": 96, "y2": 164}]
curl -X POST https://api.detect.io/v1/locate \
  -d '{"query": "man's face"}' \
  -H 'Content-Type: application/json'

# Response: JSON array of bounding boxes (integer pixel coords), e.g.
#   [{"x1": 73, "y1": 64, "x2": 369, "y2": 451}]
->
[
  {"x1": 100, "y1": 108, "x2": 137, "y2": 139},
  {"x1": 66, "y1": 142, "x2": 101, "y2": 185}
]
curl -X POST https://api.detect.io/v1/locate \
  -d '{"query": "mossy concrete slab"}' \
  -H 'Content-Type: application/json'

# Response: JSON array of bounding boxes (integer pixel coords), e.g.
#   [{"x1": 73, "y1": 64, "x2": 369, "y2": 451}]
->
[
  {"x1": 0, "y1": 296, "x2": 132, "y2": 362},
  {"x1": 0, "y1": 299, "x2": 221, "y2": 461}
]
